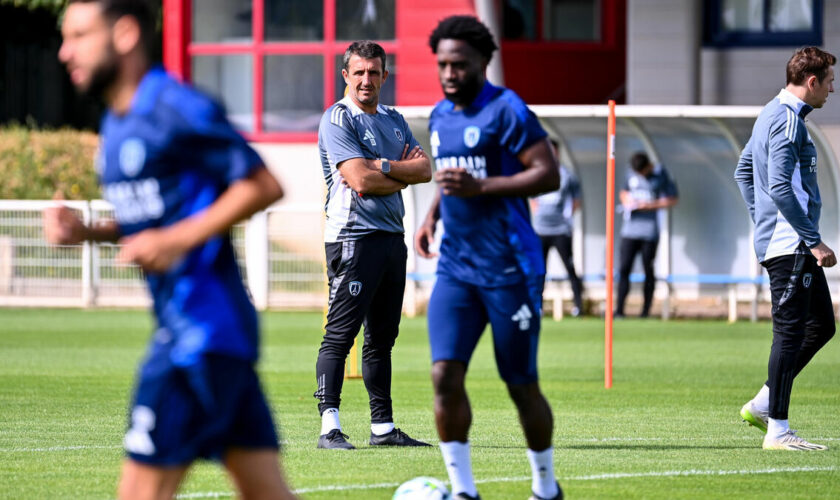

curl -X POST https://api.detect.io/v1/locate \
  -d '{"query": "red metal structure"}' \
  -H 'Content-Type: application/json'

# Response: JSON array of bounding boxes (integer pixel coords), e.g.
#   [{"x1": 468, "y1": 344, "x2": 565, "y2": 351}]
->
[{"x1": 163, "y1": 0, "x2": 626, "y2": 142}]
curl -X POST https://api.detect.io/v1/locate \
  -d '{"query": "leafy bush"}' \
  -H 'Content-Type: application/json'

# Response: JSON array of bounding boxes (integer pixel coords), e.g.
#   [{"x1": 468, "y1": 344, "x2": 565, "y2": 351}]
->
[{"x1": 0, "y1": 125, "x2": 100, "y2": 200}]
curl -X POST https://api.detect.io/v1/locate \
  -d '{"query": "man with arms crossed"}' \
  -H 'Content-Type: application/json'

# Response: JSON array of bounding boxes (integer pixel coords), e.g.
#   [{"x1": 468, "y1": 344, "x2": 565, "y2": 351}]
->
[
  {"x1": 735, "y1": 46, "x2": 835, "y2": 451},
  {"x1": 615, "y1": 152, "x2": 678, "y2": 318},
  {"x1": 416, "y1": 16, "x2": 562, "y2": 500},
  {"x1": 46, "y1": 1, "x2": 296, "y2": 498},
  {"x1": 315, "y1": 41, "x2": 432, "y2": 449}
]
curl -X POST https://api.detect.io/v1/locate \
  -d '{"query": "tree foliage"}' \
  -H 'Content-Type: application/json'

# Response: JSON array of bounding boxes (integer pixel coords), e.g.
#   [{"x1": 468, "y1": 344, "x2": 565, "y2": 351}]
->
[{"x1": 0, "y1": 0, "x2": 67, "y2": 14}]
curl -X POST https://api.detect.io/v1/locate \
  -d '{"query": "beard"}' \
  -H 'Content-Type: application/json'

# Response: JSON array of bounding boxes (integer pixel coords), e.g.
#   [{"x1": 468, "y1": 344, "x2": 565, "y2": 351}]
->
[
  {"x1": 442, "y1": 73, "x2": 483, "y2": 107},
  {"x1": 78, "y1": 47, "x2": 120, "y2": 100}
]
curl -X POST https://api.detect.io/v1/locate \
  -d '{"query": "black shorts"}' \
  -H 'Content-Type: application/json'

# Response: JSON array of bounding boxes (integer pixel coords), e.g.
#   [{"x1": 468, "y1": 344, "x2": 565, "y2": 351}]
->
[
  {"x1": 324, "y1": 231, "x2": 407, "y2": 338},
  {"x1": 763, "y1": 248, "x2": 834, "y2": 335}
]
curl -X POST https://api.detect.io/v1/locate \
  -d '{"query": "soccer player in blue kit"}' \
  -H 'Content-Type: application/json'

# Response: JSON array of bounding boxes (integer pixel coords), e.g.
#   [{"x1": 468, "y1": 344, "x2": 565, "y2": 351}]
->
[
  {"x1": 415, "y1": 16, "x2": 563, "y2": 500},
  {"x1": 44, "y1": 1, "x2": 296, "y2": 498}
]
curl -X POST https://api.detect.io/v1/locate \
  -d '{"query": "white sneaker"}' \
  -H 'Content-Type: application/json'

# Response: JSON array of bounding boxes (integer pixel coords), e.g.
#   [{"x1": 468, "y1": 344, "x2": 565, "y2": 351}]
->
[
  {"x1": 763, "y1": 430, "x2": 828, "y2": 451},
  {"x1": 740, "y1": 401, "x2": 768, "y2": 433}
]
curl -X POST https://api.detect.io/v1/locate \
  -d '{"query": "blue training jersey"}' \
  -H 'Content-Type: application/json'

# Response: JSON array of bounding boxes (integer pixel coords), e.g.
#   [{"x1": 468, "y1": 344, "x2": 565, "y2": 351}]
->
[
  {"x1": 429, "y1": 81, "x2": 548, "y2": 287},
  {"x1": 98, "y1": 66, "x2": 264, "y2": 366}
]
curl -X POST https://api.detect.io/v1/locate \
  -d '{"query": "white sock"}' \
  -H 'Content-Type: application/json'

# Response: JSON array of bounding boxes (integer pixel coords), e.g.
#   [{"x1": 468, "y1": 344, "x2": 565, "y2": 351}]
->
[
  {"x1": 320, "y1": 408, "x2": 341, "y2": 435},
  {"x1": 767, "y1": 418, "x2": 790, "y2": 438},
  {"x1": 371, "y1": 422, "x2": 395, "y2": 436},
  {"x1": 752, "y1": 384, "x2": 770, "y2": 412},
  {"x1": 527, "y1": 447, "x2": 558, "y2": 498},
  {"x1": 440, "y1": 441, "x2": 477, "y2": 497}
]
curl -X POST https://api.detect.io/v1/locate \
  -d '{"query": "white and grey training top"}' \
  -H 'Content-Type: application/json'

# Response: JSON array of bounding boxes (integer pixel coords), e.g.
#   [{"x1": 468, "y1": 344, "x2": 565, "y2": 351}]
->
[
  {"x1": 620, "y1": 165, "x2": 678, "y2": 241},
  {"x1": 318, "y1": 96, "x2": 420, "y2": 243},
  {"x1": 735, "y1": 89, "x2": 821, "y2": 263},
  {"x1": 533, "y1": 165, "x2": 581, "y2": 237}
]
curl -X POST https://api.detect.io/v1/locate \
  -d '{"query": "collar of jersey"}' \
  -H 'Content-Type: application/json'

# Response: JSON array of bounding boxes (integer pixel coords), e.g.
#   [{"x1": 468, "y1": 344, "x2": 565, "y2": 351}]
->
[
  {"x1": 340, "y1": 95, "x2": 388, "y2": 116},
  {"x1": 105, "y1": 65, "x2": 169, "y2": 121},
  {"x1": 777, "y1": 88, "x2": 813, "y2": 118},
  {"x1": 440, "y1": 80, "x2": 499, "y2": 112}
]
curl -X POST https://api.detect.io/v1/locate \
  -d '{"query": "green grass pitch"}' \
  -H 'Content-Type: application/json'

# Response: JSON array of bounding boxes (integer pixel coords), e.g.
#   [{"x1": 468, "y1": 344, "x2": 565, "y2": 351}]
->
[{"x1": 0, "y1": 308, "x2": 838, "y2": 499}]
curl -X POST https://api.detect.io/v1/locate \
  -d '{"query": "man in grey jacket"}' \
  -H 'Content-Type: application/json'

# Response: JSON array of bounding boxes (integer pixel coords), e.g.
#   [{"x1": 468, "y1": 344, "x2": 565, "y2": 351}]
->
[{"x1": 735, "y1": 46, "x2": 835, "y2": 451}]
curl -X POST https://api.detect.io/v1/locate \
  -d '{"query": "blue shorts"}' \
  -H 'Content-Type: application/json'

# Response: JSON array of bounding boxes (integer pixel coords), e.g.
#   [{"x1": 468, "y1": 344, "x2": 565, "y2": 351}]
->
[
  {"x1": 125, "y1": 349, "x2": 279, "y2": 466},
  {"x1": 427, "y1": 273, "x2": 543, "y2": 385}
]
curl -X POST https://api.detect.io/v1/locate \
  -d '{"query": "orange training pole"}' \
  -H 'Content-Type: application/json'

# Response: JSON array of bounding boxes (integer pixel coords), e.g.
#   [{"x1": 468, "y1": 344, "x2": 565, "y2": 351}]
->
[{"x1": 605, "y1": 100, "x2": 616, "y2": 389}]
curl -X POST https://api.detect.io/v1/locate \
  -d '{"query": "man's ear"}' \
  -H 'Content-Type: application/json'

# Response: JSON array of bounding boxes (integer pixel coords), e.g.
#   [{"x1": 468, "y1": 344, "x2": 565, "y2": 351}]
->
[
  {"x1": 805, "y1": 74, "x2": 818, "y2": 92},
  {"x1": 112, "y1": 15, "x2": 142, "y2": 56}
]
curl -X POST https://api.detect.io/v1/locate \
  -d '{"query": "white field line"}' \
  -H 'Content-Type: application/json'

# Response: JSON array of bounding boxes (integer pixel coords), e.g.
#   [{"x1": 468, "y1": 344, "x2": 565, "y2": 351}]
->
[
  {"x1": 3, "y1": 436, "x2": 840, "y2": 453},
  {"x1": 174, "y1": 465, "x2": 838, "y2": 498},
  {"x1": 0, "y1": 444, "x2": 122, "y2": 452}
]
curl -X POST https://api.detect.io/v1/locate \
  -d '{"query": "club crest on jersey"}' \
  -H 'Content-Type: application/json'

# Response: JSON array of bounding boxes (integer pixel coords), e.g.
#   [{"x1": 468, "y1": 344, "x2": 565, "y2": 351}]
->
[
  {"x1": 349, "y1": 281, "x2": 363, "y2": 296},
  {"x1": 463, "y1": 126, "x2": 481, "y2": 148},
  {"x1": 119, "y1": 138, "x2": 146, "y2": 178},
  {"x1": 803, "y1": 273, "x2": 812, "y2": 288},
  {"x1": 394, "y1": 128, "x2": 403, "y2": 142}
]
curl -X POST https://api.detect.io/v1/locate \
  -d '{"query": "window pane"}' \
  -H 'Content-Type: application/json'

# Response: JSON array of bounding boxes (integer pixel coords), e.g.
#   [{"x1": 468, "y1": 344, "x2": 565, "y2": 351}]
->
[
  {"x1": 543, "y1": 0, "x2": 601, "y2": 41},
  {"x1": 336, "y1": 0, "x2": 395, "y2": 40},
  {"x1": 504, "y1": 0, "x2": 537, "y2": 40},
  {"x1": 192, "y1": 0, "x2": 252, "y2": 43},
  {"x1": 264, "y1": 55, "x2": 324, "y2": 132},
  {"x1": 192, "y1": 55, "x2": 254, "y2": 132},
  {"x1": 264, "y1": 0, "x2": 323, "y2": 41},
  {"x1": 769, "y1": 0, "x2": 813, "y2": 31},
  {"x1": 721, "y1": 0, "x2": 764, "y2": 32},
  {"x1": 334, "y1": 54, "x2": 396, "y2": 106}
]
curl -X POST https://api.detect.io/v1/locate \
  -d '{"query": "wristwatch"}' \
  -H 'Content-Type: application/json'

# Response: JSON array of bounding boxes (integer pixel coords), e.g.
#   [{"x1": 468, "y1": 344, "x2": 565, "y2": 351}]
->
[{"x1": 379, "y1": 158, "x2": 391, "y2": 175}]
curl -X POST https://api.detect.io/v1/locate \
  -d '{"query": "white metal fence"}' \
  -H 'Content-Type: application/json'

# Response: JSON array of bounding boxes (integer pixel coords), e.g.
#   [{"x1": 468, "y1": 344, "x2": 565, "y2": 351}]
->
[{"x1": 0, "y1": 200, "x2": 327, "y2": 310}]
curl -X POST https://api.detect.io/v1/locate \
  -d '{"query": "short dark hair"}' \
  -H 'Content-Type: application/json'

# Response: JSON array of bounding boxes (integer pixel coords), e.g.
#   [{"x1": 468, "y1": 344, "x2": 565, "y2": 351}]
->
[
  {"x1": 549, "y1": 138, "x2": 559, "y2": 150},
  {"x1": 342, "y1": 41, "x2": 387, "y2": 72},
  {"x1": 429, "y1": 15, "x2": 498, "y2": 61},
  {"x1": 68, "y1": 0, "x2": 157, "y2": 56},
  {"x1": 630, "y1": 152, "x2": 651, "y2": 172},
  {"x1": 786, "y1": 46, "x2": 836, "y2": 85}
]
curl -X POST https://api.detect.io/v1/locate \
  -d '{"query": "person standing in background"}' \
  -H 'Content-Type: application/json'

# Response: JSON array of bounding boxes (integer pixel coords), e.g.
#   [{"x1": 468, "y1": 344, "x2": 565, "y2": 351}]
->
[
  {"x1": 615, "y1": 152, "x2": 678, "y2": 318},
  {"x1": 532, "y1": 138, "x2": 584, "y2": 317}
]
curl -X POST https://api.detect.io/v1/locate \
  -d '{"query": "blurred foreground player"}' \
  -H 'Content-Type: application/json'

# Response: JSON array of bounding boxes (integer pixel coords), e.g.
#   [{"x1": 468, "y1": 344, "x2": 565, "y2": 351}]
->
[
  {"x1": 415, "y1": 16, "x2": 562, "y2": 500},
  {"x1": 735, "y1": 46, "x2": 835, "y2": 451},
  {"x1": 46, "y1": 1, "x2": 297, "y2": 497}
]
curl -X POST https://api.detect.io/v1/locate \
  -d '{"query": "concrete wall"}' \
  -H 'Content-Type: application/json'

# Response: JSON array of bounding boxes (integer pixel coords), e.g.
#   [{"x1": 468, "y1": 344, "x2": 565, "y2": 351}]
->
[
  {"x1": 252, "y1": 143, "x2": 325, "y2": 256},
  {"x1": 627, "y1": 0, "x2": 840, "y2": 200},
  {"x1": 627, "y1": 0, "x2": 701, "y2": 104},
  {"x1": 699, "y1": 0, "x2": 840, "y2": 127},
  {"x1": 628, "y1": 0, "x2": 840, "y2": 124}
]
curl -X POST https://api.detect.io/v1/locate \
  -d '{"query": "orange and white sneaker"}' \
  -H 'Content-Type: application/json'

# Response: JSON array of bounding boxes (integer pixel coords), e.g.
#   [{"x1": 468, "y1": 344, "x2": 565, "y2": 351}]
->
[{"x1": 763, "y1": 430, "x2": 828, "y2": 451}]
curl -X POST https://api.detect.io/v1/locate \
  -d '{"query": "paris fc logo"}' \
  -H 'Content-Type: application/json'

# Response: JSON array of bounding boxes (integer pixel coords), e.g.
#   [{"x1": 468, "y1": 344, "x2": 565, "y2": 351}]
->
[
  {"x1": 119, "y1": 138, "x2": 146, "y2": 178},
  {"x1": 349, "y1": 281, "x2": 363, "y2": 296},
  {"x1": 463, "y1": 126, "x2": 481, "y2": 148}
]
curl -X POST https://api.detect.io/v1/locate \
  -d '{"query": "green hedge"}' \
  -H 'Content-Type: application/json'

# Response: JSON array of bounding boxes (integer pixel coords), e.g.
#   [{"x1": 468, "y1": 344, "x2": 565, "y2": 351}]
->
[{"x1": 0, "y1": 125, "x2": 100, "y2": 200}]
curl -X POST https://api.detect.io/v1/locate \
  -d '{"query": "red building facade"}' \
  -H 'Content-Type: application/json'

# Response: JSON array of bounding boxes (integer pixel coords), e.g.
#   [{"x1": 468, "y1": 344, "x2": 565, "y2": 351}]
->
[{"x1": 162, "y1": 0, "x2": 625, "y2": 142}]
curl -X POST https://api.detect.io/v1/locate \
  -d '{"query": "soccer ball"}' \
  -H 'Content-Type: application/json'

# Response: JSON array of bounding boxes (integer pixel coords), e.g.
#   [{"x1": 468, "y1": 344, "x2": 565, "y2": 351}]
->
[{"x1": 392, "y1": 477, "x2": 451, "y2": 500}]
